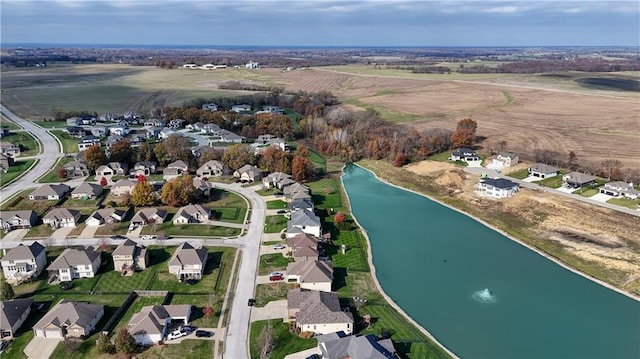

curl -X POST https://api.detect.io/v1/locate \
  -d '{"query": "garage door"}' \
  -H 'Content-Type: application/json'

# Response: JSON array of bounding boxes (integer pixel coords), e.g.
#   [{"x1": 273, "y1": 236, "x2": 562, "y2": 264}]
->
[{"x1": 44, "y1": 329, "x2": 63, "y2": 338}]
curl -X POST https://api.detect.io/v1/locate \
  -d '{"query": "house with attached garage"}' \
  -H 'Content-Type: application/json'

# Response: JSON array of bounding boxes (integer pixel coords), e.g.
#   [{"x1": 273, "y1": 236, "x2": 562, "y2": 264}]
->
[
  {"x1": 77, "y1": 136, "x2": 101, "y2": 151},
  {"x1": 71, "y1": 183, "x2": 103, "y2": 199},
  {"x1": 528, "y1": 163, "x2": 559, "y2": 179},
  {"x1": 262, "y1": 172, "x2": 293, "y2": 189},
  {"x1": 197, "y1": 160, "x2": 225, "y2": 177},
  {"x1": 317, "y1": 331, "x2": 398, "y2": 359},
  {"x1": 476, "y1": 178, "x2": 520, "y2": 199},
  {"x1": 599, "y1": 181, "x2": 640, "y2": 199},
  {"x1": 287, "y1": 288, "x2": 354, "y2": 335},
  {"x1": 173, "y1": 204, "x2": 211, "y2": 224},
  {"x1": 106, "y1": 134, "x2": 125, "y2": 148},
  {"x1": 63, "y1": 160, "x2": 90, "y2": 178},
  {"x1": 286, "y1": 260, "x2": 333, "y2": 293},
  {"x1": 43, "y1": 208, "x2": 81, "y2": 228},
  {"x1": 492, "y1": 152, "x2": 519, "y2": 167},
  {"x1": 193, "y1": 177, "x2": 214, "y2": 199},
  {"x1": 1, "y1": 298, "x2": 34, "y2": 339},
  {"x1": 47, "y1": 246, "x2": 101, "y2": 281},
  {"x1": 234, "y1": 164, "x2": 263, "y2": 182},
  {"x1": 562, "y1": 171, "x2": 597, "y2": 189},
  {"x1": 86, "y1": 208, "x2": 127, "y2": 226},
  {"x1": 128, "y1": 305, "x2": 191, "y2": 346},
  {"x1": 111, "y1": 178, "x2": 137, "y2": 196},
  {"x1": 130, "y1": 161, "x2": 157, "y2": 176},
  {"x1": 33, "y1": 300, "x2": 104, "y2": 339},
  {"x1": 96, "y1": 162, "x2": 129, "y2": 177},
  {"x1": 287, "y1": 209, "x2": 322, "y2": 238},
  {"x1": 163, "y1": 160, "x2": 189, "y2": 180},
  {"x1": 29, "y1": 184, "x2": 71, "y2": 200},
  {"x1": 1, "y1": 242, "x2": 46, "y2": 284},
  {"x1": 131, "y1": 208, "x2": 168, "y2": 227},
  {"x1": 284, "y1": 182, "x2": 312, "y2": 202},
  {"x1": 0, "y1": 210, "x2": 37, "y2": 232},
  {"x1": 168, "y1": 242, "x2": 208, "y2": 281},
  {"x1": 0, "y1": 142, "x2": 20, "y2": 157},
  {"x1": 450, "y1": 147, "x2": 479, "y2": 163},
  {"x1": 143, "y1": 118, "x2": 166, "y2": 127},
  {"x1": 113, "y1": 239, "x2": 148, "y2": 274},
  {"x1": 201, "y1": 103, "x2": 218, "y2": 111}
]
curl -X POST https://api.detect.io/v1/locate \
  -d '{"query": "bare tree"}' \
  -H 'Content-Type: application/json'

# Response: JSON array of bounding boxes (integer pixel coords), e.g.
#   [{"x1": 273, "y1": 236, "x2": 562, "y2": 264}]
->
[
  {"x1": 42, "y1": 237, "x2": 56, "y2": 251},
  {"x1": 258, "y1": 322, "x2": 274, "y2": 359}
]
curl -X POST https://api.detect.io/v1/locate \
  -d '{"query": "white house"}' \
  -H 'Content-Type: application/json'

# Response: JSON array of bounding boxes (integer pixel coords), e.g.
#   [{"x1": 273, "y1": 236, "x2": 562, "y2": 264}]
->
[
  {"x1": 492, "y1": 152, "x2": 519, "y2": 167},
  {"x1": 528, "y1": 163, "x2": 559, "y2": 179},
  {"x1": 476, "y1": 178, "x2": 520, "y2": 198},
  {"x1": 287, "y1": 210, "x2": 322, "y2": 238},
  {"x1": 173, "y1": 204, "x2": 211, "y2": 224},
  {"x1": 450, "y1": 147, "x2": 479, "y2": 163},
  {"x1": 128, "y1": 305, "x2": 191, "y2": 345},
  {"x1": 286, "y1": 260, "x2": 333, "y2": 293},
  {"x1": 287, "y1": 288, "x2": 354, "y2": 335},
  {"x1": 42, "y1": 208, "x2": 81, "y2": 228},
  {"x1": 599, "y1": 181, "x2": 640, "y2": 199},
  {"x1": 1, "y1": 242, "x2": 47, "y2": 284},
  {"x1": 47, "y1": 247, "x2": 101, "y2": 281},
  {"x1": 168, "y1": 242, "x2": 208, "y2": 280}
]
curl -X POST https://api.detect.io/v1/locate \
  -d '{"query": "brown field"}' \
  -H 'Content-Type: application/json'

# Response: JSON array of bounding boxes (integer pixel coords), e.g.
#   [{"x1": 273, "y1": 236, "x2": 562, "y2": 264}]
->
[{"x1": 2, "y1": 64, "x2": 638, "y2": 169}]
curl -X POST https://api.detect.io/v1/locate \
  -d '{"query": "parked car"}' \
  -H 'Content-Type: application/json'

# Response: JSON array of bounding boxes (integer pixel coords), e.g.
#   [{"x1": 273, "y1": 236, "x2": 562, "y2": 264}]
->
[
  {"x1": 181, "y1": 325, "x2": 196, "y2": 332},
  {"x1": 111, "y1": 235, "x2": 128, "y2": 240},
  {"x1": 276, "y1": 209, "x2": 287, "y2": 214},
  {"x1": 269, "y1": 274, "x2": 284, "y2": 281},
  {"x1": 248, "y1": 298, "x2": 256, "y2": 306},
  {"x1": 195, "y1": 330, "x2": 213, "y2": 338},
  {"x1": 140, "y1": 235, "x2": 156, "y2": 240},
  {"x1": 59, "y1": 281, "x2": 73, "y2": 290},
  {"x1": 273, "y1": 244, "x2": 285, "y2": 250},
  {"x1": 167, "y1": 330, "x2": 188, "y2": 340}
]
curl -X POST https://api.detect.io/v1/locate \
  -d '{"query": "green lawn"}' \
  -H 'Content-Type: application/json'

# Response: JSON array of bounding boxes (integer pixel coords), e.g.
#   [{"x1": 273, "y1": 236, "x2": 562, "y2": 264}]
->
[
  {"x1": 93, "y1": 267, "x2": 158, "y2": 293},
  {"x1": 267, "y1": 200, "x2": 288, "y2": 210},
  {"x1": 506, "y1": 168, "x2": 530, "y2": 180},
  {"x1": 38, "y1": 156, "x2": 74, "y2": 183},
  {"x1": 258, "y1": 253, "x2": 293, "y2": 276},
  {"x1": 32, "y1": 120, "x2": 65, "y2": 128},
  {"x1": 138, "y1": 339, "x2": 213, "y2": 359},
  {"x1": 2, "y1": 132, "x2": 39, "y2": 156},
  {"x1": 307, "y1": 178, "x2": 344, "y2": 212},
  {"x1": 607, "y1": 197, "x2": 640, "y2": 210},
  {"x1": 49, "y1": 130, "x2": 80, "y2": 153},
  {"x1": 254, "y1": 282, "x2": 296, "y2": 307},
  {"x1": 426, "y1": 152, "x2": 452, "y2": 162},
  {"x1": 264, "y1": 215, "x2": 287, "y2": 233},
  {"x1": 208, "y1": 190, "x2": 248, "y2": 224},
  {"x1": 532, "y1": 174, "x2": 563, "y2": 188},
  {"x1": 0, "y1": 120, "x2": 21, "y2": 130},
  {"x1": 0, "y1": 159, "x2": 36, "y2": 187},
  {"x1": 250, "y1": 319, "x2": 317, "y2": 359},
  {"x1": 330, "y1": 230, "x2": 370, "y2": 272},
  {"x1": 308, "y1": 148, "x2": 326, "y2": 173},
  {"x1": 574, "y1": 188, "x2": 599, "y2": 197},
  {"x1": 141, "y1": 223, "x2": 241, "y2": 237},
  {"x1": 114, "y1": 295, "x2": 166, "y2": 330},
  {"x1": 256, "y1": 188, "x2": 279, "y2": 196}
]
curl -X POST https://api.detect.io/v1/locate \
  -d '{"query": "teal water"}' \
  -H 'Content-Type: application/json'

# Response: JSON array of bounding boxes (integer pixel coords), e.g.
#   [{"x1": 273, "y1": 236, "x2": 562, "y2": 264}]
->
[{"x1": 342, "y1": 164, "x2": 640, "y2": 359}]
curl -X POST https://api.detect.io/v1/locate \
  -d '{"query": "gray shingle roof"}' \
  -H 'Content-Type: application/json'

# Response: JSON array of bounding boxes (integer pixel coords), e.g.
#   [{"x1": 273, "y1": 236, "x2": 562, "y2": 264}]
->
[
  {"x1": 1, "y1": 298, "x2": 34, "y2": 330},
  {"x1": 30, "y1": 184, "x2": 70, "y2": 197},
  {"x1": 88, "y1": 208, "x2": 125, "y2": 222},
  {"x1": 287, "y1": 260, "x2": 333, "y2": 284},
  {"x1": 1, "y1": 242, "x2": 45, "y2": 262},
  {"x1": 168, "y1": 242, "x2": 208, "y2": 267},
  {"x1": 529, "y1": 163, "x2": 558, "y2": 174},
  {"x1": 128, "y1": 304, "x2": 190, "y2": 336},
  {"x1": 47, "y1": 247, "x2": 100, "y2": 270},
  {"x1": 33, "y1": 300, "x2": 103, "y2": 331},
  {"x1": 131, "y1": 208, "x2": 168, "y2": 224},
  {"x1": 112, "y1": 239, "x2": 141, "y2": 257},
  {"x1": 43, "y1": 208, "x2": 80, "y2": 222},
  {"x1": 288, "y1": 210, "x2": 321, "y2": 228},
  {"x1": 288, "y1": 288, "x2": 353, "y2": 325},
  {"x1": 71, "y1": 183, "x2": 103, "y2": 196}
]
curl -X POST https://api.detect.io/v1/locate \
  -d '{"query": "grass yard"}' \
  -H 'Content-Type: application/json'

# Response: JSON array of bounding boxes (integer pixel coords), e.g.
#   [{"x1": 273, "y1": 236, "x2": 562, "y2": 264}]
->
[
  {"x1": 329, "y1": 230, "x2": 370, "y2": 272},
  {"x1": 532, "y1": 174, "x2": 563, "y2": 188},
  {"x1": 0, "y1": 159, "x2": 36, "y2": 187},
  {"x1": 307, "y1": 177, "x2": 345, "y2": 212},
  {"x1": 506, "y1": 168, "x2": 530, "y2": 180},
  {"x1": 264, "y1": 215, "x2": 287, "y2": 233},
  {"x1": 427, "y1": 151, "x2": 452, "y2": 162},
  {"x1": 607, "y1": 197, "x2": 640, "y2": 210},
  {"x1": 31, "y1": 120, "x2": 64, "y2": 128},
  {"x1": 38, "y1": 156, "x2": 74, "y2": 183},
  {"x1": 0, "y1": 119, "x2": 21, "y2": 130},
  {"x1": 1, "y1": 131, "x2": 39, "y2": 156},
  {"x1": 574, "y1": 187, "x2": 599, "y2": 197},
  {"x1": 142, "y1": 223, "x2": 241, "y2": 237},
  {"x1": 49, "y1": 130, "x2": 80, "y2": 153},
  {"x1": 208, "y1": 190, "x2": 248, "y2": 224},
  {"x1": 138, "y1": 339, "x2": 213, "y2": 359},
  {"x1": 94, "y1": 220, "x2": 130, "y2": 236},
  {"x1": 168, "y1": 294, "x2": 220, "y2": 328},
  {"x1": 93, "y1": 267, "x2": 157, "y2": 293},
  {"x1": 256, "y1": 188, "x2": 279, "y2": 196},
  {"x1": 249, "y1": 319, "x2": 317, "y2": 359},
  {"x1": 114, "y1": 295, "x2": 166, "y2": 330},
  {"x1": 308, "y1": 148, "x2": 326, "y2": 173},
  {"x1": 266, "y1": 199, "x2": 287, "y2": 210},
  {"x1": 258, "y1": 253, "x2": 293, "y2": 276},
  {"x1": 254, "y1": 282, "x2": 296, "y2": 307}
]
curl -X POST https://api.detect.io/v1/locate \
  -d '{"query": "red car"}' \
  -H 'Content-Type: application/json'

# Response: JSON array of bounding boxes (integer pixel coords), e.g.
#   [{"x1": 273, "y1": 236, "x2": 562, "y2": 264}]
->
[{"x1": 269, "y1": 275, "x2": 284, "y2": 281}]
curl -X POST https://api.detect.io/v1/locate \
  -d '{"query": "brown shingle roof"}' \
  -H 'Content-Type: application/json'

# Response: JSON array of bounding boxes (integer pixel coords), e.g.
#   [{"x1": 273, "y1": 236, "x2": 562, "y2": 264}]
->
[
  {"x1": 288, "y1": 288, "x2": 353, "y2": 325},
  {"x1": 287, "y1": 260, "x2": 333, "y2": 284},
  {"x1": 1, "y1": 242, "x2": 45, "y2": 262},
  {"x1": 168, "y1": 242, "x2": 208, "y2": 267}
]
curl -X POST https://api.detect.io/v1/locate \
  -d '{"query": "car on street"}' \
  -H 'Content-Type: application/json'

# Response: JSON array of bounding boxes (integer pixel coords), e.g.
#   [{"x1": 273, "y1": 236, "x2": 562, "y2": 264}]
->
[
  {"x1": 181, "y1": 325, "x2": 196, "y2": 332},
  {"x1": 195, "y1": 330, "x2": 213, "y2": 337},
  {"x1": 140, "y1": 235, "x2": 155, "y2": 240},
  {"x1": 110, "y1": 235, "x2": 128, "y2": 240},
  {"x1": 273, "y1": 244, "x2": 285, "y2": 250},
  {"x1": 248, "y1": 298, "x2": 256, "y2": 306},
  {"x1": 167, "y1": 330, "x2": 188, "y2": 340}
]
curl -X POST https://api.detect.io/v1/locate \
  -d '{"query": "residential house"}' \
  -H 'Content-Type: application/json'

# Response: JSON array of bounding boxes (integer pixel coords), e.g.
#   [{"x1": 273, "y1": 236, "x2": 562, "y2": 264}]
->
[
  {"x1": 245, "y1": 61, "x2": 260, "y2": 69},
  {"x1": 168, "y1": 242, "x2": 208, "y2": 280},
  {"x1": 130, "y1": 161, "x2": 157, "y2": 176},
  {"x1": 66, "y1": 117, "x2": 82, "y2": 126},
  {"x1": 288, "y1": 198, "x2": 315, "y2": 212},
  {"x1": 0, "y1": 142, "x2": 20, "y2": 157},
  {"x1": 143, "y1": 118, "x2": 166, "y2": 127},
  {"x1": 145, "y1": 127, "x2": 162, "y2": 139},
  {"x1": 233, "y1": 164, "x2": 263, "y2": 182},
  {"x1": 193, "y1": 177, "x2": 214, "y2": 199},
  {"x1": 562, "y1": 172, "x2": 597, "y2": 189},
  {"x1": 286, "y1": 260, "x2": 333, "y2": 292},
  {"x1": 186, "y1": 122, "x2": 205, "y2": 131},
  {"x1": 284, "y1": 182, "x2": 312, "y2": 202},
  {"x1": 197, "y1": 160, "x2": 225, "y2": 177},
  {"x1": 96, "y1": 162, "x2": 128, "y2": 177},
  {"x1": 71, "y1": 183, "x2": 103, "y2": 199},
  {"x1": 128, "y1": 305, "x2": 191, "y2": 346},
  {"x1": 231, "y1": 104, "x2": 251, "y2": 113},
  {"x1": 201, "y1": 123, "x2": 221, "y2": 134},
  {"x1": 99, "y1": 113, "x2": 116, "y2": 122},
  {"x1": 47, "y1": 247, "x2": 101, "y2": 281},
  {"x1": 131, "y1": 208, "x2": 168, "y2": 226},
  {"x1": 111, "y1": 179, "x2": 137, "y2": 196},
  {"x1": 106, "y1": 134, "x2": 125, "y2": 148},
  {"x1": 201, "y1": 103, "x2": 218, "y2": 111},
  {"x1": 90, "y1": 126, "x2": 108, "y2": 137},
  {"x1": 317, "y1": 331, "x2": 398, "y2": 359},
  {"x1": 528, "y1": 163, "x2": 559, "y2": 179},
  {"x1": 173, "y1": 204, "x2": 211, "y2": 224},
  {"x1": 287, "y1": 288, "x2": 354, "y2": 335},
  {"x1": 287, "y1": 210, "x2": 322, "y2": 238},
  {"x1": 113, "y1": 239, "x2": 148, "y2": 274},
  {"x1": 63, "y1": 160, "x2": 90, "y2": 177},
  {"x1": 476, "y1": 178, "x2": 520, "y2": 199},
  {"x1": 43, "y1": 208, "x2": 81, "y2": 228},
  {"x1": 159, "y1": 128, "x2": 176, "y2": 139},
  {"x1": 163, "y1": 160, "x2": 189, "y2": 180},
  {"x1": 1, "y1": 242, "x2": 46, "y2": 284},
  {"x1": 287, "y1": 233, "x2": 322, "y2": 250},
  {"x1": 65, "y1": 126, "x2": 85, "y2": 138},
  {"x1": 492, "y1": 152, "x2": 519, "y2": 167},
  {"x1": 109, "y1": 124, "x2": 130, "y2": 136},
  {"x1": 129, "y1": 134, "x2": 147, "y2": 147},
  {"x1": 600, "y1": 181, "x2": 640, "y2": 199},
  {"x1": 77, "y1": 115, "x2": 96, "y2": 125},
  {"x1": 77, "y1": 136, "x2": 101, "y2": 151},
  {"x1": 291, "y1": 244, "x2": 319, "y2": 262},
  {"x1": 450, "y1": 147, "x2": 479, "y2": 162},
  {"x1": 168, "y1": 119, "x2": 184, "y2": 129},
  {"x1": 86, "y1": 208, "x2": 127, "y2": 226},
  {"x1": 0, "y1": 210, "x2": 37, "y2": 232},
  {"x1": 33, "y1": 300, "x2": 104, "y2": 339},
  {"x1": 262, "y1": 105, "x2": 284, "y2": 114},
  {"x1": 262, "y1": 172, "x2": 293, "y2": 189},
  {"x1": 0, "y1": 128, "x2": 9, "y2": 138},
  {"x1": 215, "y1": 129, "x2": 245, "y2": 143},
  {"x1": 29, "y1": 184, "x2": 71, "y2": 200},
  {"x1": 0, "y1": 153, "x2": 15, "y2": 172},
  {"x1": 1, "y1": 298, "x2": 34, "y2": 339}
]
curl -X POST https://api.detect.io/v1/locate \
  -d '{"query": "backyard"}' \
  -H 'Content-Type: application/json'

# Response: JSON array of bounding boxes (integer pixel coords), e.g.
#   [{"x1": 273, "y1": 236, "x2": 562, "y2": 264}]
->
[
  {"x1": 249, "y1": 319, "x2": 317, "y2": 359},
  {"x1": 2, "y1": 131, "x2": 39, "y2": 156},
  {"x1": 0, "y1": 159, "x2": 36, "y2": 187}
]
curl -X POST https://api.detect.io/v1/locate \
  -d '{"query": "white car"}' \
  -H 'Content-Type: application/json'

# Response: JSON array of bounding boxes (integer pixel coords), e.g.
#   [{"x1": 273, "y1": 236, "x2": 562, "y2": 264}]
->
[
  {"x1": 167, "y1": 330, "x2": 188, "y2": 340},
  {"x1": 273, "y1": 244, "x2": 286, "y2": 250},
  {"x1": 141, "y1": 235, "x2": 156, "y2": 240}
]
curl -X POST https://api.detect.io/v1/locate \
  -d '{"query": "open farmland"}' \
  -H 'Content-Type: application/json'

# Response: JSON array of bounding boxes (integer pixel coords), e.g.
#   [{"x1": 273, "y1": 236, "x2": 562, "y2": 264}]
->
[{"x1": 1, "y1": 64, "x2": 639, "y2": 168}]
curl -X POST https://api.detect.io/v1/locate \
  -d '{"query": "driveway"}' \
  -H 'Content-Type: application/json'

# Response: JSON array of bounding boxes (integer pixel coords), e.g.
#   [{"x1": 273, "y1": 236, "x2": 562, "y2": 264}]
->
[
  {"x1": 23, "y1": 337, "x2": 62, "y2": 359},
  {"x1": 284, "y1": 347, "x2": 323, "y2": 359},
  {"x1": 51, "y1": 226, "x2": 75, "y2": 240},
  {"x1": 1, "y1": 228, "x2": 28, "y2": 243},
  {"x1": 79, "y1": 225, "x2": 99, "y2": 239},
  {"x1": 163, "y1": 327, "x2": 225, "y2": 343},
  {"x1": 250, "y1": 300, "x2": 287, "y2": 322},
  {"x1": 590, "y1": 192, "x2": 612, "y2": 203}
]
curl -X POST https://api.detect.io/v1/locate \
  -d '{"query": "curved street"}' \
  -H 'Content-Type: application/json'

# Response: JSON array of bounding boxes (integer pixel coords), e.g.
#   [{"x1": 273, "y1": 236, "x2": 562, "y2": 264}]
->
[{"x1": 1, "y1": 104, "x2": 65, "y2": 204}]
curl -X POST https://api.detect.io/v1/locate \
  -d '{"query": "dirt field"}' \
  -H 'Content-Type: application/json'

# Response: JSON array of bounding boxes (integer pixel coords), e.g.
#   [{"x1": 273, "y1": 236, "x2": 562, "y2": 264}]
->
[{"x1": 403, "y1": 160, "x2": 640, "y2": 295}]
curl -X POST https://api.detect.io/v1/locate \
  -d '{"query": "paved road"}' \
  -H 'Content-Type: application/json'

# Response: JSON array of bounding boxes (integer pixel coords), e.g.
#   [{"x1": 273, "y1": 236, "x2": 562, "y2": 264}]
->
[
  {"x1": 465, "y1": 166, "x2": 640, "y2": 217},
  {"x1": 0, "y1": 105, "x2": 65, "y2": 204}
]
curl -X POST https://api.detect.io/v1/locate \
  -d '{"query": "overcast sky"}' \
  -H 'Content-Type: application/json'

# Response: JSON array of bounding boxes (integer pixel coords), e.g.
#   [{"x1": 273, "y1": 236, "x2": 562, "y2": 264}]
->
[{"x1": 2, "y1": 0, "x2": 638, "y2": 47}]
